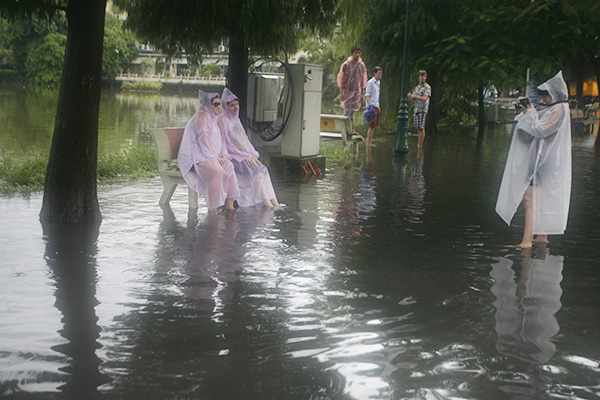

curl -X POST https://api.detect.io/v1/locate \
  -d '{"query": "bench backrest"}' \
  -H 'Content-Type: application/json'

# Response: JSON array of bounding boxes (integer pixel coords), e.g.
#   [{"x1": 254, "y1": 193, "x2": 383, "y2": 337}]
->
[
  {"x1": 149, "y1": 127, "x2": 185, "y2": 171},
  {"x1": 320, "y1": 114, "x2": 351, "y2": 135}
]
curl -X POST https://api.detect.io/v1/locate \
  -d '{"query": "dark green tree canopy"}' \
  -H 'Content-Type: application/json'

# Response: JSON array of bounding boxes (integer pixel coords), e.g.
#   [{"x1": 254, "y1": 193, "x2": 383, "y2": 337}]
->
[{"x1": 115, "y1": 0, "x2": 337, "y2": 60}]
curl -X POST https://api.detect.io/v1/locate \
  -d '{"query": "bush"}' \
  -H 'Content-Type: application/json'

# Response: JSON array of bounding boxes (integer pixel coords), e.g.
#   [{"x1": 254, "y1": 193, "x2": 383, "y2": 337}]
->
[{"x1": 120, "y1": 81, "x2": 163, "y2": 92}]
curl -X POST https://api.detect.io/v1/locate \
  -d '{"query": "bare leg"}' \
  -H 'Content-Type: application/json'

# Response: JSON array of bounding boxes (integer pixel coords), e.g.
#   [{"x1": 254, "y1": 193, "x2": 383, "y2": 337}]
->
[
  {"x1": 417, "y1": 129, "x2": 426, "y2": 148},
  {"x1": 518, "y1": 186, "x2": 534, "y2": 248},
  {"x1": 225, "y1": 198, "x2": 235, "y2": 210},
  {"x1": 534, "y1": 234, "x2": 548, "y2": 244},
  {"x1": 366, "y1": 126, "x2": 375, "y2": 147}
]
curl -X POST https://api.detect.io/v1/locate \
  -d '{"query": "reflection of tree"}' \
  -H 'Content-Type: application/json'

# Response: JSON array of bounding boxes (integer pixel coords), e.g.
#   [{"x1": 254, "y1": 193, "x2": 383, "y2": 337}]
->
[
  {"x1": 43, "y1": 222, "x2": 111, "y2": 399},
  {"x1": 490, "y1": 246, "x2": 563, "y2": 398}
]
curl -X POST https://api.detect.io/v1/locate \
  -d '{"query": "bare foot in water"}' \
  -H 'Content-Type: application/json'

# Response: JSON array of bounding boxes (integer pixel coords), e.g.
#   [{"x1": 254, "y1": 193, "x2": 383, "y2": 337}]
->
[{"x1": 505, "y1": 242, "x2": 533, "y2": 249}]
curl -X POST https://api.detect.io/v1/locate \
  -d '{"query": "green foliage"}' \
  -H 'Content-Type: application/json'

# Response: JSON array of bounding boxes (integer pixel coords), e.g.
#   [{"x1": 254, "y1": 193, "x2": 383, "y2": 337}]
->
[
  {"x1": 114, "y1": 0, "x2": 337, "y2": 62},
  {"x1": 120, "y1": 81, "x2": 162, "y2": 91},
  {"x1": 299, "y1": 35, "x2": 345, "y2": 106},
  {"x1": 200, "y1": 63, "x2": 221, "y2": 77},
  {"x1": 140, "y1": 57, "x2": 154, "y2": 75},
  {"x1": 0, "y1": 146, "x2": 158, "y2": 193},
  {"x1": 1, "y1": 11, "x2": 139, "y2": 81},
  {"x1": 0, "y1": 13, "x2": 67, "y2": 74},
  {"x1": 25, "y1": 32, "x2": 66, "y2": 88},
  {"x1": 103, "y1": 13, "x2": 138, "y2": 79}
]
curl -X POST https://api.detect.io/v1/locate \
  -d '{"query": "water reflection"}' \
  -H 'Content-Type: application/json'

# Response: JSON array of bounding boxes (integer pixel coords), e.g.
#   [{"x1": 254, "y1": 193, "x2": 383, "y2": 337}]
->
[
  {"x1": 490, "y1": 245, "x2": 563, "y2": 398},
  {"x1": 43, "y1": 222, "x2": 111, "y2": 399},
  {"x1": 357, "y1": 145, "x2": 377, "y2": 220},
  {"x1": 407, "y1": 147, "x2": 426, "y2": 224}
]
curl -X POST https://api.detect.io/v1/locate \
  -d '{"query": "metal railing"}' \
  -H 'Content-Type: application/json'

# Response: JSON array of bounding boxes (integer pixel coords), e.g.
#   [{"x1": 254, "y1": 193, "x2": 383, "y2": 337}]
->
[{"x1": 116, "y1": 73, "x2": 226, "y2": 83}]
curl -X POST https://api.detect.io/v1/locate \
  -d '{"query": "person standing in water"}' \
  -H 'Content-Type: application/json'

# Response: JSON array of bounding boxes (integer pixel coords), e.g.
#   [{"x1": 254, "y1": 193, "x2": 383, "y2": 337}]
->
[
  {"x1": 408, "y1": 70, "x2": 431, "y2": 148},
  {"x1": 496, "y1": 71, "x2": 572, "y2": 248}
]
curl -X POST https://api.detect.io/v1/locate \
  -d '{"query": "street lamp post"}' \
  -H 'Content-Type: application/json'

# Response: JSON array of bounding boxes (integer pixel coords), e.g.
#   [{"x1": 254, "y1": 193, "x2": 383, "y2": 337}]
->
[{"x1": 394, "y1": 0, "x2": 412, "y2": 155}]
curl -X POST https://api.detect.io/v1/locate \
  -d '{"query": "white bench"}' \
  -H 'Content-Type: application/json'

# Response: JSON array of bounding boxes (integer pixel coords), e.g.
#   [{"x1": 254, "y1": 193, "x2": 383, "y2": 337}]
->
[
  {"x1": 149, "y1": 127, "x2": 198, "y2": 209},
  {"x1": 319, "y1": 114, "x2": 364, "y2": 150}
]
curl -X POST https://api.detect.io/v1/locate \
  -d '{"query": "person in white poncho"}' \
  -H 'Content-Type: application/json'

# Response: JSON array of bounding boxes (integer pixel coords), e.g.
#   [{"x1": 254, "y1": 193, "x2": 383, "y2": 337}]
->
[{"x1": 496, "y1": 71, "x2": 572, "y2": 248}]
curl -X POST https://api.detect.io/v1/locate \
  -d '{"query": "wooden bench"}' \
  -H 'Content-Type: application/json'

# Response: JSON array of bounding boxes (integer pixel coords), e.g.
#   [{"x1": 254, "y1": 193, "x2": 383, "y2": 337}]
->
[
  {"x1": 319, "y1": 114, "x2": 364, "y2": 150},
  {"x1": 149, "y1": 127, "x2": 198, "y2": 209}
]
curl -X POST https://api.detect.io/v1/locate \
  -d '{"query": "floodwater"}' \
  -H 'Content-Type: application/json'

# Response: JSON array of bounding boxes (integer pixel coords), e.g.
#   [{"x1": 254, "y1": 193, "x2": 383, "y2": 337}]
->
[{"x1": 1, "y1": 87, "x2": 600, "y2": 399}]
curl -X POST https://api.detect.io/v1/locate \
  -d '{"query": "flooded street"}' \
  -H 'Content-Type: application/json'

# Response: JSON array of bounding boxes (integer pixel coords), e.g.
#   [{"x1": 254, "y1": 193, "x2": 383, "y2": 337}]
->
[
  {"x1": 2, "y1": 127, "x2": 600, "y2": 399},
  {"x1": 2, "y1": 86, "x2": 600, "y2": 399}
]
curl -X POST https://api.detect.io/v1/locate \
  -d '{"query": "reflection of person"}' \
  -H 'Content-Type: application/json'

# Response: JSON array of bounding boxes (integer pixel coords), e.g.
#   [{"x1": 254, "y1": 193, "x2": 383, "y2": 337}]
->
[
  {"x1": 337, "y1": 45, "x2": 368, "y2": 130},
  {"x1": 178, "y1": 90, "x2": 240, "y2": 212},
  {"x1": 490, "y1": 247, "x2": 563, "y2": 365},
  {"x1": 408, "y1": 70, "x2": 431, "y2": 148},
  {"x1": 217, "y1": 88, "x2": 279, "y2": 207},
  {"x1": 365, "y1": 66, "x2": 382, "y2": 147},
  {"x1": 496, "y1": 71, "x2": 572, "y2": 248}
]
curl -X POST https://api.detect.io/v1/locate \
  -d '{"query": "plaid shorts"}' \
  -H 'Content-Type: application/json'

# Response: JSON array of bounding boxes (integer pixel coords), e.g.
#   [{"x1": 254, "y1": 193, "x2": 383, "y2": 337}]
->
[{"x1": 414, "y1": 112, "x2": 427, "y2": 129}]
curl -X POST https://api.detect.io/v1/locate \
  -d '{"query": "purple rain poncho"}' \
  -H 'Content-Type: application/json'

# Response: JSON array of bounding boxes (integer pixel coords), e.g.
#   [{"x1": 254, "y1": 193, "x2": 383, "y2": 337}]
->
[
  {"x1": 178, "y1": 90, "x2": 239, "y2": 210},
  {"x1": 217, "y1": 88, "x2": 277, "y2": 207},
  {"x1": 336, "y1": 56, "x2": 368, "y2": 112},
  {"x1": 496, "y1": 71, "x2": 572, "y2": 234}
]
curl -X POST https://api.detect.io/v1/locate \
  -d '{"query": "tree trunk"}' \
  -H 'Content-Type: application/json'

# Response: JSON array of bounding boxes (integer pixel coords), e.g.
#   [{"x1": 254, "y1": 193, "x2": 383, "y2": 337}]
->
[
  {"x1": 40, "y1": 0, "x2": 106, "y2": 225},
  {"x1": 227, "y1": 40, "x2": 249, "y2": 129}
]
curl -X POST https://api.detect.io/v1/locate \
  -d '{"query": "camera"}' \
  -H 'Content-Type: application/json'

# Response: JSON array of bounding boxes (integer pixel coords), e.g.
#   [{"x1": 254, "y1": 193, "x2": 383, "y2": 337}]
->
[{"x1": 514, "y1": 97, "x2": 531, "y2": 111}]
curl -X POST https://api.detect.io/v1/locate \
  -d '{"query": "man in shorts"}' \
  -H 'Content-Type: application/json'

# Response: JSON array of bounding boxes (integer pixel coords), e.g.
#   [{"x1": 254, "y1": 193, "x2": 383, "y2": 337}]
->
[
  {"x1": 408, "y1": 70, "x2": 431, "y2": 148},
  {"x1": 365, "y1": 66, "x2": 382, "y2": 147}
]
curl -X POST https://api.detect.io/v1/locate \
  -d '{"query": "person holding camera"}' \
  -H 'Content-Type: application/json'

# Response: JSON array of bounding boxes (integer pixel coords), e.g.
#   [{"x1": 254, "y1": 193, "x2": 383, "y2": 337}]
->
[{"x1": 496, "y1": 71, "x2": 572, "y2": 248}]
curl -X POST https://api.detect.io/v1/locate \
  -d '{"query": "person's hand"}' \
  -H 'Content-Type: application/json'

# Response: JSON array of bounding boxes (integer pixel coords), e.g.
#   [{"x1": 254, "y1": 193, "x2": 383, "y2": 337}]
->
[
  {"x1": 217, "y1": 154, "x2": 228, "y2": 165},
  {"x1": 517, "y1": 97, "x2": 531, "y2": 112},
  {"x1": 407, "y1": 92, "x2": 413, "y2": 100},
  {"x1": 245, "y1": 156, "x2": 262, "y2": 166}
]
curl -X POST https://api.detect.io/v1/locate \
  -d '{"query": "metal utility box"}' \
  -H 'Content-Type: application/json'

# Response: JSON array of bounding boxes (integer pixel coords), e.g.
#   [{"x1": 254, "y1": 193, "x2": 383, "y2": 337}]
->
[
  {"x1": 280, "y1": 64, "x2": 323, "y2": 158},
  {"x1": 247, "y1": 73, "x2": 283, "y2": 122}
]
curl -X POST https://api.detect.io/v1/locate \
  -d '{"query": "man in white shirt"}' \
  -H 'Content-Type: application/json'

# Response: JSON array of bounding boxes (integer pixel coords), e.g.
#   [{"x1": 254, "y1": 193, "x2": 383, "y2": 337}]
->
[{"x1": 365, "y1": 66, "x2": 382, "y2": 147}]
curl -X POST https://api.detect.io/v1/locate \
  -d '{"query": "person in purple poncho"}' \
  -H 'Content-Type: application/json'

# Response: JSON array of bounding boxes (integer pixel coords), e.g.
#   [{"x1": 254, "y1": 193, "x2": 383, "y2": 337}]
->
[
  {"x1": 178, "y1": 90, "x2": 240, "y2": 212},
  {"x1": 217, "y1": 88, "x2": 279, "y2": 208}
]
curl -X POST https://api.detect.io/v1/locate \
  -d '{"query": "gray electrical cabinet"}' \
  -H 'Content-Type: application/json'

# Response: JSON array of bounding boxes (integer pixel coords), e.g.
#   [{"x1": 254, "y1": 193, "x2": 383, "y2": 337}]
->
[
  {"x1": 280, "y1": 64, "x2": 323, "y2": 158},
  {"x1": 247, "y1": 73, "x2": 284, "y2": 122}
]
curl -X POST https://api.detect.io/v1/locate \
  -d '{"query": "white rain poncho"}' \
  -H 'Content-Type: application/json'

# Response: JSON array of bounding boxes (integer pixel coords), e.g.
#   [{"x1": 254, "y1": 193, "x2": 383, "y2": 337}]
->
[
  {"x1": 495, "y1": 71, "x2": 572, "y2": 234},
  {"x1": 178, "y1": 90, "x2": 239, "y2": 210},
  {"x1": 217, "y1": 88, "x2": 277, "y2": 207}
]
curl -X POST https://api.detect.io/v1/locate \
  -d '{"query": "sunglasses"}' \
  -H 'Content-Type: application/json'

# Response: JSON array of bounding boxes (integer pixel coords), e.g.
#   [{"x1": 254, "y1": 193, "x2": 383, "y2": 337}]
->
[{"x1": 212, "y1": 102, "x2": 221, "y2": 107}]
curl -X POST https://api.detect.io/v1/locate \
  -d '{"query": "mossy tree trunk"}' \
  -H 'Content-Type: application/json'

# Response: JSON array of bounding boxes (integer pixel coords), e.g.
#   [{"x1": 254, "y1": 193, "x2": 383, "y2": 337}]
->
[
  {"x1": 40, "y1": 0, "x2": 106, "y2": 224},
  {"x1": 227, "y1": 40, "x2": 249, "y2": 129}
]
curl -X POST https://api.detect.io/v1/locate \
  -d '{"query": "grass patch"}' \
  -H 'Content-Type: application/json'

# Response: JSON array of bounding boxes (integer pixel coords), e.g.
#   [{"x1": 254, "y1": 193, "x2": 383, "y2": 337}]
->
[
  {"x1": 319, "y1": 140, "x2": 356, "y2": 167},
  {"x1": 97, "y1": 146, "x2": 157, "y2": 180},
  {"x1": 0, "y1": 150, "x2": 48, "y2": 193},
  {"x1": 0, "y1": 146, "x2": 158, "y2": 194}
]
